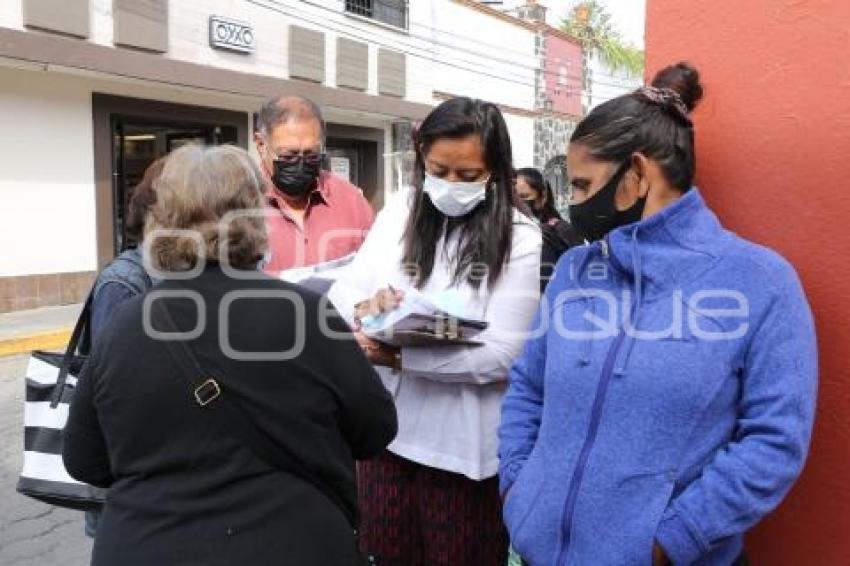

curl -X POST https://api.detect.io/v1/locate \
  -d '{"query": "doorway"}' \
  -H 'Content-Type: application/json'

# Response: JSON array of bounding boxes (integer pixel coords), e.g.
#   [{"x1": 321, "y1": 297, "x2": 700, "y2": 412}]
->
[
  {"x1": 112, "y1": 120, "x2": 238, "y2": 252},
  {"x1": 93, "y1": 94, "x2": 249, "y2": 268},
  {"x1": 325, "y1": 123, "x2": 385, "y2": 210},
  {"x1": 325, "y1": 137, "x2": 378, "y2": 202}
]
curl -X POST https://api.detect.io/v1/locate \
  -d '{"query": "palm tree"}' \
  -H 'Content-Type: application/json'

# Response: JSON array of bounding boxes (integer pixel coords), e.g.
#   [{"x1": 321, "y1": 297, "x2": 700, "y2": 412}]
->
[{"x1": 561, "y1": 0, "x2": 644, "y2": 77}]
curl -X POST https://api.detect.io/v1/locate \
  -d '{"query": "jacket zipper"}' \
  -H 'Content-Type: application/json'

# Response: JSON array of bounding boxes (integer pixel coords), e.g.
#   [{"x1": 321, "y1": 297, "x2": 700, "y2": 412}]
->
[{"x1": 555, "y1": 328, "x2": 627, "y2": 564}]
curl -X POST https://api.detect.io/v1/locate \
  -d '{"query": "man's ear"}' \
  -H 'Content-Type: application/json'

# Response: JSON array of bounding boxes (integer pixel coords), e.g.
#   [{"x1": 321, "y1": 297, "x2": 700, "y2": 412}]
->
[{"x1": 631, "y1": 152, "x2": 652, "y2": 197}]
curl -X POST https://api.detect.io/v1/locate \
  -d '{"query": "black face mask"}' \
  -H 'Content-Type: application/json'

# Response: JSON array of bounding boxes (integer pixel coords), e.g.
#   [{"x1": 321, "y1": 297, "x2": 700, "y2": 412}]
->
[
  {"x1": 271, "y1": 158, "x2": 321, "y2": 198},
  {"x1": 568, "y1": 161, "x2": 646, "y2": 241},
  {"x1": 522, "y1": 198, "x2": 540, "y2": 217}
]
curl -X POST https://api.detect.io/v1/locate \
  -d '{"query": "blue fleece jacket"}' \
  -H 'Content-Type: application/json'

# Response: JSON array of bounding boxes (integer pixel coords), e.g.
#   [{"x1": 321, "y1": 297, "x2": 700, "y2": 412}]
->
[{"x1": 498, "y1": 189, "x2": 817, "y2": 565}]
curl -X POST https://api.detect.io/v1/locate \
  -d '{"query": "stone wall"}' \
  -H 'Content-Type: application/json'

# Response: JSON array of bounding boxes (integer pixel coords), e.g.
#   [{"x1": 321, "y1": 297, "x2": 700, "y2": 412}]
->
[{"x1": 534, "y1": 115, "x2": 577, "y2": 216}]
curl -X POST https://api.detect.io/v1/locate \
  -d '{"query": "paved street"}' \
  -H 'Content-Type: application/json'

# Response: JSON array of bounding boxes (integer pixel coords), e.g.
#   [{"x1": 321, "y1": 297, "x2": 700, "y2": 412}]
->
[{"x1": 0, "y1": 354, "x2": 92, "y2": 566}]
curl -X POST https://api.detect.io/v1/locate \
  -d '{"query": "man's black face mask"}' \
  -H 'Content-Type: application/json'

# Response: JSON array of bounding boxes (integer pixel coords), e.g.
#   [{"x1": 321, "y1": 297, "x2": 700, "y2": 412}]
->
[{"x1": 271, "y1": 156, "x2": 321, "y2": 198}]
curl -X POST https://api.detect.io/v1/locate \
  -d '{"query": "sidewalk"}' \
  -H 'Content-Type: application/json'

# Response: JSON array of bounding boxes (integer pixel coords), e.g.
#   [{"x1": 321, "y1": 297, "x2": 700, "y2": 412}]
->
[{"x1": 0, "y1": 304, "x2": 82, "y2": 357}]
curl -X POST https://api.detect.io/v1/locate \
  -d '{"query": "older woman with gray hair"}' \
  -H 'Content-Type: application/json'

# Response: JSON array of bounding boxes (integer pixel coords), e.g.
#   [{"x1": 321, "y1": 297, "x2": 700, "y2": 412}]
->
[{"x1": 63, "y1": 144, "x2": 397, "y2": 566}]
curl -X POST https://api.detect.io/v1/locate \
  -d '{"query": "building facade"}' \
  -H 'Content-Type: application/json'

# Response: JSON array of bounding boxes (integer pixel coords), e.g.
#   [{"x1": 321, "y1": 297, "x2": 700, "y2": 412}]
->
[
  {"x1": 535, "y1": 26, "x2": 583, "y2": 214},
  {"x1": 583, "y1": 49, "x2": 642, "y2": 112},
  {"x1": 482, "y1": 0, "x2": 644, "y2": 214},
  {"x1": 0, "y1": 0, "x2": 543, "y2": 312},
  {"x1": 494, "y1": 0, "x2": 584, "y2": 214},
  {"x1": 389, "y1": 0, "x2": 541, "y2": 191}
]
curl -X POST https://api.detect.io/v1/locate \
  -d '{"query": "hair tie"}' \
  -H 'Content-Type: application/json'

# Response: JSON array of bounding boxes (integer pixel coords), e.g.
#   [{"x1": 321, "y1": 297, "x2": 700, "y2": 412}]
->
[{"x1": 637, "y1": 86, "x2": 691, "y2": 124}]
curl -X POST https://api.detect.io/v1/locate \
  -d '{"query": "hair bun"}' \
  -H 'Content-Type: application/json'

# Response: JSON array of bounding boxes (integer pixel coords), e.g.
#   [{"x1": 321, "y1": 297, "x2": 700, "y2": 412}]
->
[{"x1": 651, "y1": 62, "x2": 703, "y2": 112}]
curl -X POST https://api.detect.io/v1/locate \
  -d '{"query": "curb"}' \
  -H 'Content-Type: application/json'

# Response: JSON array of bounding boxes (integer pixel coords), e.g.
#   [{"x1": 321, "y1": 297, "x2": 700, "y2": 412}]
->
[{"x1": 0, "y1": 328, "x2": 73, "y2": 358}]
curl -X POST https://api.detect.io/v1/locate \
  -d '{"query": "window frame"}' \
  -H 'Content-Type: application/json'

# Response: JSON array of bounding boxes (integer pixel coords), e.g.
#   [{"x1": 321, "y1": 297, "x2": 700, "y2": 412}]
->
[{"x1": 343, "y1": 0, "x2": 409, "y2": 31}]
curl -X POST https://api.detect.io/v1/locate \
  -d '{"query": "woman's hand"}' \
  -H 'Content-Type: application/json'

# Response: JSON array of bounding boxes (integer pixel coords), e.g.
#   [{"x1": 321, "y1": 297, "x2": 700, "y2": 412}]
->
[
  {"x1": 354, "y1": 332, "x2": 401, "y2": 371},
  {"x1": 354, "y1": 286, "x2": 404, "y2": 322},
  {"x1": 652, "y1": 542, "x2": 670, "y2": 566}
]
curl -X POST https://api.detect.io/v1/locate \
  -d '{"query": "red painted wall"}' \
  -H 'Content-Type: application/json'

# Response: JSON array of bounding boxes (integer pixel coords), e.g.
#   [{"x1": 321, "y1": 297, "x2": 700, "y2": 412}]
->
[
  {"x1": 544, "y1": 33, "x2": 583, "y2": 116},
  {"x1": 645, "y1": 1, "x2": 850, "y2": 563}
]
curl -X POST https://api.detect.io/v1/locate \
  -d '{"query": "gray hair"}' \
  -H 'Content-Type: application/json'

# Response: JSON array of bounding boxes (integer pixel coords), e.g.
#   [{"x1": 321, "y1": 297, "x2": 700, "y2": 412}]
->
[
  {"x1": 255, "y1": 95, "x2": 326, "y2": 139},
  {"x1": 145, "y1": 144, "x2": 267, "y2": 272}
]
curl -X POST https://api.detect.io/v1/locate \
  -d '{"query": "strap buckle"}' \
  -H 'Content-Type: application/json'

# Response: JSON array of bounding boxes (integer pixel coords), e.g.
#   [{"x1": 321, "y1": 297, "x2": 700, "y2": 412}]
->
[{"x1": 194, "y1": 378, "x2": 221, "y2": 407}]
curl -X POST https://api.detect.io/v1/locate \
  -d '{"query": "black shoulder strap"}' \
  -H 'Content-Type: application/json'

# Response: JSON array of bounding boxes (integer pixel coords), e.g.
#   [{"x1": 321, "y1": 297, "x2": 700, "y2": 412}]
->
[
  {"x1": 50, "y1": 288, "x2": 95, "y2": 408},
  {"x1": 151, "y1": 298, "x2": 358, "y2": 529}
]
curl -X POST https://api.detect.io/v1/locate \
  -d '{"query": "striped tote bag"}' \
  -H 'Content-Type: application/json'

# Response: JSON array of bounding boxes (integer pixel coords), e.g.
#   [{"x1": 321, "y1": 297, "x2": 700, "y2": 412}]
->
[{"x1": 16, "y1": 292, "x2": 106, "y2": 510}]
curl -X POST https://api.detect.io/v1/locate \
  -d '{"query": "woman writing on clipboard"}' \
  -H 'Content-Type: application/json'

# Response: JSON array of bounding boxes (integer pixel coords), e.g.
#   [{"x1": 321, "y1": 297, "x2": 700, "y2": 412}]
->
[{"x1": 328, "y1": 97, "x2": 542, "y2": 565}]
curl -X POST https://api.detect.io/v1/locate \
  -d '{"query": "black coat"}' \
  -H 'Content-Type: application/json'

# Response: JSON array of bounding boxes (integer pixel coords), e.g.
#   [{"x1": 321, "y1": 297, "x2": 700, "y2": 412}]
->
[
  {"x1": 63, "y1": 265, "x2": 397, "y2": 565},
  {"x1": 540, "y1": 220, "x2": 584, "y2": 292}
]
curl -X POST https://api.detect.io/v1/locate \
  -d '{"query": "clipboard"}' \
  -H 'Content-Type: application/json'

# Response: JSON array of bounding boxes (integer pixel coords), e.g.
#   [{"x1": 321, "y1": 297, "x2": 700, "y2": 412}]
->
[{"x1": 365, "y1": 312, "x2": 488, "y2": 347}]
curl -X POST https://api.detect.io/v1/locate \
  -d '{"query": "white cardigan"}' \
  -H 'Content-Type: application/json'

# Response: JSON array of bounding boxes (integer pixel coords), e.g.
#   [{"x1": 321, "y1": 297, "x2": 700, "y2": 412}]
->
[{"x1": 328, "y1": 188, "x2": 542, "y2": 480}]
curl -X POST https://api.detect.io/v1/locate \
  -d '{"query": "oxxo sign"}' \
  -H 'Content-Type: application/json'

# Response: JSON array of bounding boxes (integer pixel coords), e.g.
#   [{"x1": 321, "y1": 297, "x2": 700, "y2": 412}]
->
[{"x1": 209, "y1": 16, "x2": 255, "y2": 53}]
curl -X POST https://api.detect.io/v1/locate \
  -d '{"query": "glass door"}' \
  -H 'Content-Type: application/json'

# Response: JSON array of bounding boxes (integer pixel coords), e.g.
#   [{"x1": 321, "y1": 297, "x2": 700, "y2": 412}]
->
[{"x1": 111, "y1": 119, "x2": 238, "y2": 253}]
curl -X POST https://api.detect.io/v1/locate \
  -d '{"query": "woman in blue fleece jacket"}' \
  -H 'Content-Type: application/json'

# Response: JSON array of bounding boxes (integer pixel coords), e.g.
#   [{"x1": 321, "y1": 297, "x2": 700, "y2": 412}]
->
[{"x1": 498, "y1": 62, "x2": 817, "y2": 566}]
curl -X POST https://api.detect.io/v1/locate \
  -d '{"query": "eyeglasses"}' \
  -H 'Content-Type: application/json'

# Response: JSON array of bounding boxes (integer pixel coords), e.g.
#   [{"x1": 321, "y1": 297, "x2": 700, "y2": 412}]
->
[
  {"x1": 264, "y1": 145, "x2": 325, "y2": 167},
  {"x1": 276, "y1": 152, "x2": 325, "y2": 167}
]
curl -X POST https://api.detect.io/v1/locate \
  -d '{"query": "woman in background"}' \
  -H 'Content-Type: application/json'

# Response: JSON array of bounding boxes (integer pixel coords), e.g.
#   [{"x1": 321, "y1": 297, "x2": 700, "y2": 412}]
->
[
  {"x1": 515, "y1": 167, "x2": 562, "y2": 226},
  {"x1": 81, "y1": 157, "x2": 164, "y2": 538},
  {"x1": 514, "y1": 167, "x2": 583, "y2": 291},
  {"x1": 89, "y1": 158, "x2": 164, "y2": 339}
]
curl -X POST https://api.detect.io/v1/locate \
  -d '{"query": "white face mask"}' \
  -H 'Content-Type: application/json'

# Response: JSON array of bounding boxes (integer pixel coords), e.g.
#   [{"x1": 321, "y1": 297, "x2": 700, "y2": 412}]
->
[{"x1": 422, "y1": 173, "x2": 488, "y2": 217}]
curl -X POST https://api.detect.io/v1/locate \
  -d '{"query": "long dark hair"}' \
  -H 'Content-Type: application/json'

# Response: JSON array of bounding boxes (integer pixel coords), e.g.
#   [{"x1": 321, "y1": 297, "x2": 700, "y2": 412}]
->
[
  {"x1": 402, "y1": 97, "x2": 515, "y2": 290},
  {"x1": 570, "y1": 62, "x2": 704, "y2": 190},
  {"x1": 516, "y1": 167, "x2": 562, "y2": 224}
]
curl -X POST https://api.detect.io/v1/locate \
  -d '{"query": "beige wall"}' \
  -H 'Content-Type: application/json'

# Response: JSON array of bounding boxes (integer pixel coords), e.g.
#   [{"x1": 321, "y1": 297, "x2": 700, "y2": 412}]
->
[
  {"x1": 0, "y1": 67, "x2": 96, "y2": 277},
  {"x1": 0, "y1": 0, "x2": 23, "y2": 30},
  {"x1": 0, "y1": 65, "x2": 257, "y2": 277},
  {"x1": 0, "y1": 63, "x2": 396, "y2": 277}
]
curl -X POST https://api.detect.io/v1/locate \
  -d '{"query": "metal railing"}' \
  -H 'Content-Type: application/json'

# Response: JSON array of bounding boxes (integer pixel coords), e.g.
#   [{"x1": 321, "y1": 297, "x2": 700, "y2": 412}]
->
[{"x1": 345, "y1": 0, "x2": 408, "y2": 30}]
